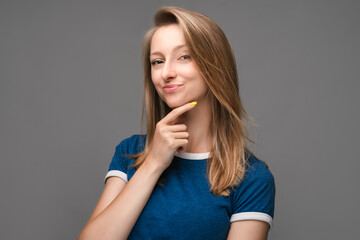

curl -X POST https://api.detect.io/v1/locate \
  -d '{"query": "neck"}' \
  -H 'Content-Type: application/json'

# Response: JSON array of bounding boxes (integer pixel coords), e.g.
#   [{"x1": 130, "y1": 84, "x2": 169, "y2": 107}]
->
[{"x1": 182, "y1": 98, "x2": 212, "y2": 153}]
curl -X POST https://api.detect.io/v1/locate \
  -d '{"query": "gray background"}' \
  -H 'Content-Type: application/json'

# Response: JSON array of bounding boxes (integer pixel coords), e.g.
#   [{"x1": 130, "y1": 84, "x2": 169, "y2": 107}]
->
[{"x1": 1, "y1": 0, "x2": 359, "y2": 239}]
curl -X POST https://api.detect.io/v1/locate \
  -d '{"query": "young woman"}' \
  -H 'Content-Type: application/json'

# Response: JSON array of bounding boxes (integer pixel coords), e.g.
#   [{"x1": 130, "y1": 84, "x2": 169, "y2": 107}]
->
[{"x1": 79, "y1": 6, "x2": 275, "y2": 240}]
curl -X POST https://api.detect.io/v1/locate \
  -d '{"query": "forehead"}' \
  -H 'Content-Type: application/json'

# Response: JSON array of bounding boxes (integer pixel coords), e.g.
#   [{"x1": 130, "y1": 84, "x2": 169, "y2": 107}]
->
[{"x1": 150, "y1": 24, "x2": 187, "y2": 52}]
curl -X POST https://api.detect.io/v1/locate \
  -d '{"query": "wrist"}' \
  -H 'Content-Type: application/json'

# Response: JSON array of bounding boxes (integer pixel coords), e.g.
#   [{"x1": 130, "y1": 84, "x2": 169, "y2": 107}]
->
[{"x1": 141, "y1": 156, "x2": 165, "y2": 178}]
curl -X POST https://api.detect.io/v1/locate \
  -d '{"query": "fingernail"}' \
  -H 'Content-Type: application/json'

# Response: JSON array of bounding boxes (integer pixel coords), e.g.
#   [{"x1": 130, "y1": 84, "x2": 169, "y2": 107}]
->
[{"x1": 189, "y1": 101, "x2": 197, "y2": 106}]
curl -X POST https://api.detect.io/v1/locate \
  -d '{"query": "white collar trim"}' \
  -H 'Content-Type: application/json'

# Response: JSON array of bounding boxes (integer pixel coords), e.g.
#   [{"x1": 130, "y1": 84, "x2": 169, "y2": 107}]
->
[{"x1": 174, "y1": 151, "x2": 210, "y2": 160}]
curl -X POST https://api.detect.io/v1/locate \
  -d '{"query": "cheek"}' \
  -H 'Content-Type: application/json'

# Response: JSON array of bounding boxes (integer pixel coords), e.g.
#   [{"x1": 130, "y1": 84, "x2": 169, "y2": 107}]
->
[
  {"x1": 150, "y1": 70, "x2": 155, "y2": 82},
  {"x1": 151, "y1": 71, "x2": 160, "y2": 86},
  {"x1": 150, "y1": 74, "x2": 163, "y2": 97},
  {"x1": 184, "y1": 69, "x2": 206, "y2": 87},
  {"x1": 180, "y1": 63, "x2": 203, "y2": 80},
  {"x1": 194, "y1": 74, "x2": 208, "y2": 93},
  {"x1": 181, "y1": 66, "x2": 197, "y2": 78}
]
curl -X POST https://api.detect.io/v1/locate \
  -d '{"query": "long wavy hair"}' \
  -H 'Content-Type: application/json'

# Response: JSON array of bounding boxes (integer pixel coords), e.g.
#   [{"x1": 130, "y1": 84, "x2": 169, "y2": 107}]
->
[{"x1": 131, "y1": 6, "x2": 252, "y2": 196}]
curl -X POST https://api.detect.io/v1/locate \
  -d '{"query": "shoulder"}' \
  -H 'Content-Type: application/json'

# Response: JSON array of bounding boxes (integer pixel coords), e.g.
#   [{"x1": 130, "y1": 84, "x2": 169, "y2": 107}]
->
[
  {"x1": 243, "y1": 154, "x2": 275, "y2": 186},
  {"x1": 114, "y1": 134, "x2": 147, "y2": 155},
  {"x1": 230, "y1": 154, "x2": 276, "y2": 222},
  {"x1": 231, "y1": 153, "x2": 276, "y2": 208},
  {"x1": 107, "y1": 134, "x2": 146, "y2": 176}
]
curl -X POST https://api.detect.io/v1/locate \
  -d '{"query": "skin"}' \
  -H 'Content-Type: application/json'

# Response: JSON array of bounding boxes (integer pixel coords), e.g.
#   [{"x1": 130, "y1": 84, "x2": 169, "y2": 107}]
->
[
  {"x1": 78, "y1": 24, "x2": 269, "y2": 240},
  {"x1": 78, "y1": 103, "x2": 197, "y2": 240},
  {"x1": 149, "y1": 24, "x2": 212, "y2": 153}
]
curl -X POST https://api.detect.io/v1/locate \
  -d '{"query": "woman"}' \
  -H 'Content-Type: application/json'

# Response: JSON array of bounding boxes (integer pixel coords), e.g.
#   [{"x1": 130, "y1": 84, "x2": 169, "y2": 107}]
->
[{"x1": 79, "y1": 6, "x2": 275, "y2": 240}]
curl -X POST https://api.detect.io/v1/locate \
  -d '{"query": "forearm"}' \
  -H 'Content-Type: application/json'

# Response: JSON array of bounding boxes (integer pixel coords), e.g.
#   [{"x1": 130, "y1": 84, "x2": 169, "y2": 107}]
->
[{"x1": 78, "y1": 159, "x2": 163, "y2": 240}]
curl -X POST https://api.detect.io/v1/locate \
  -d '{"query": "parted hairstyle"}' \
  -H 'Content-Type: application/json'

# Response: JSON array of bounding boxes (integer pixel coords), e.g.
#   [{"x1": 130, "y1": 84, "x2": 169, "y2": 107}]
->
[{"x1": 131, "y1": 6, "x2": 252, "y2": 196}]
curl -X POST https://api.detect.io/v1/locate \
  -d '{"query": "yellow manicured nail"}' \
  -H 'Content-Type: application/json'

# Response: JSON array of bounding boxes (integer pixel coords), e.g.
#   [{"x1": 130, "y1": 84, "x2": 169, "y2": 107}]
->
[{"x1": 189, "y1": 101, "x2": 197, "y2": 106}]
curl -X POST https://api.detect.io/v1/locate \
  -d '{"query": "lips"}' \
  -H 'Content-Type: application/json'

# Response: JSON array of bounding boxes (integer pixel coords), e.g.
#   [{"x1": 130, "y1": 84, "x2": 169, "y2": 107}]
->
[{"x1": 163, "y1": 84, "x2": 183, "y2": 93}]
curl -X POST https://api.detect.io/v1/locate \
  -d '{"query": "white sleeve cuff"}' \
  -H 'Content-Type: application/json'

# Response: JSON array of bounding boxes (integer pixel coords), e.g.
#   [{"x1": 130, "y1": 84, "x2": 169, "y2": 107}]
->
[
  {"x1": 230, "y1": 212, "x2": 273, "y2": 228},
  {"x1": 104, "y1": 170, "x2": 128, "y2": 183}
]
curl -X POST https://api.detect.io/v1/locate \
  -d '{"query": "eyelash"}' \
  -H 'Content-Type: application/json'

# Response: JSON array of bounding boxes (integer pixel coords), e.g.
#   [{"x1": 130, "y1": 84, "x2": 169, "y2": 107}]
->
[
  {"x1": 179, "y1": 55, "x2": 191, "y2": 60},
  {"x1": 151, "y1": 60, "x2": 164, "y2": 65},
  {"x1": 151, "y1": 55, "x2": 191, "y2": 65}
]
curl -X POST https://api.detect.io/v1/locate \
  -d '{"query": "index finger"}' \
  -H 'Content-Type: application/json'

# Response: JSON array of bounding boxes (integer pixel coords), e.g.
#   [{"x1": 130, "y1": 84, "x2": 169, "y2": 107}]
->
[{"x1": 162, "y1": 101, "x2": 197, "y2": 125}]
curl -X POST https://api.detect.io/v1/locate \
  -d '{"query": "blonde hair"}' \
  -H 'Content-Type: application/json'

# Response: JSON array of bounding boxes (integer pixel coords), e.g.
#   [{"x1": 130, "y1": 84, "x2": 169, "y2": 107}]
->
[{"x1": 131, "y1": 6, "x2": 252, "y2": 196}]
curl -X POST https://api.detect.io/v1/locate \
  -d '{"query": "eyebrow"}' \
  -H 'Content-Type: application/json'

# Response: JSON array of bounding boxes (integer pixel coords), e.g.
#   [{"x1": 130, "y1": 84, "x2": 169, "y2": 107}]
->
[{"x1": 150, "y1": 44, "x2": 188, "y2": 57}]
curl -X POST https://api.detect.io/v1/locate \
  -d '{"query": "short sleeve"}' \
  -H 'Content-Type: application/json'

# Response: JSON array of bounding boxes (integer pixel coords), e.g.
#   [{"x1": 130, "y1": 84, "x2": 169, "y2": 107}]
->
[
  {"x1": 104, "y1": 141, "x2": 129, "y2": 183},
  {"x1": 230, "y1": 158, "x2": 275, "y2": 227},
  {"x1": 104, "y1": 134, "x2": 146, "y2": 183}
]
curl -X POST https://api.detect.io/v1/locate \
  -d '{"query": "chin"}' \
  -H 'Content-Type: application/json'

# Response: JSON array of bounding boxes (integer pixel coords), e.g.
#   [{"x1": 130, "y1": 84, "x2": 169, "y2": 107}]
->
[
  {"x1": 162, "y1": 95, "x2": 198, "y2": 109},
  {"x1": 164, "y1": 99, "x2": 188, "y2": 109},
  {"x1": 165, "y1": 102, "x2": 182, "y2": 109}
]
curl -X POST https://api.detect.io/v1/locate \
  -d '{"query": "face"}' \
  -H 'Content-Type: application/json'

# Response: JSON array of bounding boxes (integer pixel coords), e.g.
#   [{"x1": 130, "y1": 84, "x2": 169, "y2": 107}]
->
[{"x1": 150, "y1": 24, "x2": 209, "y2": 109}]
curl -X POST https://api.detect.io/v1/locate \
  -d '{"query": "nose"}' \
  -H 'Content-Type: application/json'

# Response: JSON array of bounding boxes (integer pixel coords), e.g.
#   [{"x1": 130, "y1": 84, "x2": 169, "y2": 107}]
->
[{"x1": 161, "y1": 60, "x2": 177, "y2": 81}]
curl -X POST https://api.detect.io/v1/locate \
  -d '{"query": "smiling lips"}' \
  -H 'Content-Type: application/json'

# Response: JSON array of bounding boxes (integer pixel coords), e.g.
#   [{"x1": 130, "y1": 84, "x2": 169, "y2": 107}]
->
[{"x1": 163, "y1": 84, "x2": 183, "y2": 93}]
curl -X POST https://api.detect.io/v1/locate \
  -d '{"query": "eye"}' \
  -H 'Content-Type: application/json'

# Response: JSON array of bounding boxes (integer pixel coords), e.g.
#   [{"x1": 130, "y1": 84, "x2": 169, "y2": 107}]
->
[
  {"x1": 179, "y1": 55, "x2": 191, "y2": 60},
  {"x1": 151, "y1": 59, "x2": 164, "y2": 65}
]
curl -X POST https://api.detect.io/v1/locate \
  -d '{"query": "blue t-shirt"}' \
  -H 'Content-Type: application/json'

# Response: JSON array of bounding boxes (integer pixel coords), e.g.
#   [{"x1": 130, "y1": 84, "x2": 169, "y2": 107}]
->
[{"x1": 105, "y1": 134, "x2": 275, "y2": 239}]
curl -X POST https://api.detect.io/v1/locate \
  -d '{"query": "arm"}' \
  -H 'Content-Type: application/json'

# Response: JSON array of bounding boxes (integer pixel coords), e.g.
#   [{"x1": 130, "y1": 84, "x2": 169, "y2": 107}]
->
[
  {"x1": 78, "y1": 158, "x2": 164, "y2": 240},
  {"x1": 87, "y1": 177, "x2": 126, "y2": 223},
  {"x1": 227, "y1": 221, "x2": 269, "y2": 240},
  {"x1": 78, "y1": 102, "x2": 197, "y2": 240}
]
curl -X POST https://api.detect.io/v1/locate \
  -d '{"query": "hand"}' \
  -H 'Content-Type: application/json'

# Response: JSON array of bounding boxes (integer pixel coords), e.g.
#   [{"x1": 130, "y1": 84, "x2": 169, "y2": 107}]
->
[{"x1": 147, "y1": 102, "x2": 197, "y2": 171}]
